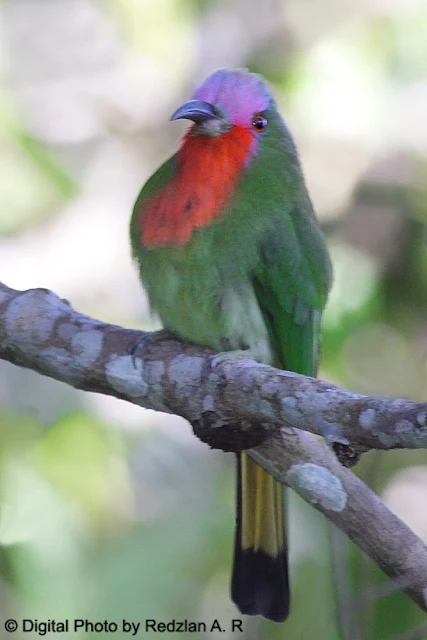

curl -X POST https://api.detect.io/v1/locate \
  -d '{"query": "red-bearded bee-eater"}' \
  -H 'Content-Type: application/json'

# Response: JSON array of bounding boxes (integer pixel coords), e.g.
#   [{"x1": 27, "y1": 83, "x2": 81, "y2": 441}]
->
[{"x1": 130, "y1": 68, "x2": 332, "y2": 622}]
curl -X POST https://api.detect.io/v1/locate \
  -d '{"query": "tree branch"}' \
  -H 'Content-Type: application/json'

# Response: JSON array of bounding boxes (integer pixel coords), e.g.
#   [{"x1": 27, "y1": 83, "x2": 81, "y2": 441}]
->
[{"x1": 1, "y1": 281, "x2": 427, "y2": 612}]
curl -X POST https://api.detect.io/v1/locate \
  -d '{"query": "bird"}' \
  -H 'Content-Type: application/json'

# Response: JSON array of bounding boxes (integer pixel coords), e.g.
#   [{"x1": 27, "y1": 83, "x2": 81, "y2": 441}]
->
[{"x1": 130, "y1": 68, "x2": 332, "y2": 622}]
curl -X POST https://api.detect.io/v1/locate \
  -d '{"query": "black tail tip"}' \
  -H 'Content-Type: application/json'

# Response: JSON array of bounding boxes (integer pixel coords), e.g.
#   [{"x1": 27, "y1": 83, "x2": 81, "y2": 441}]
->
[{"x1": 231, "y1": 548, "x2": 290, "y2": 623}]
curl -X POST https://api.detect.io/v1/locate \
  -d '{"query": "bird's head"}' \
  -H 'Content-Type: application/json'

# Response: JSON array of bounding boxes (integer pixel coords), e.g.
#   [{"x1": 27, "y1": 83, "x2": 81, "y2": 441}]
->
[
  {"x1": 171, "y1": 68, "x2": 273, "y2": 140},
  {"x1": 136, "y1": 69, "x2": 284, "y2": 249}
]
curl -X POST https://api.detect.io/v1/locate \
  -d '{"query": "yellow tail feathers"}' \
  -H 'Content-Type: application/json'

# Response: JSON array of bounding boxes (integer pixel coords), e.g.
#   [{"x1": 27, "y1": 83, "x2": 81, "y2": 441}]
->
[{"x1": 231, "y1": 453, "x2": 289, "y2": 622}]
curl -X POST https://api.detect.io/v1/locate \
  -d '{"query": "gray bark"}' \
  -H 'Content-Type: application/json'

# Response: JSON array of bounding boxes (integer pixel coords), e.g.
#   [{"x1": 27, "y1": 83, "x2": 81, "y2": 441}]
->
[{"x1": 1, "y1": 281, "x2": 427, "y2": 613}]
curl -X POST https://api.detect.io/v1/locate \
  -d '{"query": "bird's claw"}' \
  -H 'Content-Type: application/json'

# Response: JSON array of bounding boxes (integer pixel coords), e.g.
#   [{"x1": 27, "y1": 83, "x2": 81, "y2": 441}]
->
[
  {"x1": 130, "y1": 329, "x2": 170, "y2": 368},
  {"x1": 201, "y1": 349, "x2": 252, "y2": 385}
]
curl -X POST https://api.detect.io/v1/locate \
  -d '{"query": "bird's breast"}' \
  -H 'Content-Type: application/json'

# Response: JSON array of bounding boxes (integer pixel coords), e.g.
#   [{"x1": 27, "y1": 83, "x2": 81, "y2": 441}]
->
[
  {"x1": 144, "y1": 256, "x2": 272, "y2": 363},
  {"x1": 138, "y1": 126, "x2": 255, "y2": 248}
]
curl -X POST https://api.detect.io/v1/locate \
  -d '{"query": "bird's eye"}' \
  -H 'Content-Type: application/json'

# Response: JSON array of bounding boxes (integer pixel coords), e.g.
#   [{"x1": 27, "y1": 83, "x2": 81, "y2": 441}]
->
[{"x1": 252, "y1": 115, "x2": 268, "y2": 131}]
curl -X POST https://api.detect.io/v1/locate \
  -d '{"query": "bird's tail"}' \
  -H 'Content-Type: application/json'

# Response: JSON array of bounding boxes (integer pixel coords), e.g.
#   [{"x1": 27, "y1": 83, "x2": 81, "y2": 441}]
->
[{"x1": 231, "y1": 453, "x2": 289, "y2": 622}]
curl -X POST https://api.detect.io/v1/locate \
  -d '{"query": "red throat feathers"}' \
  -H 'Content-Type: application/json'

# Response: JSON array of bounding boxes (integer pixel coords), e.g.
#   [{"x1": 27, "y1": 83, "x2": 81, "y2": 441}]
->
[{"x1": 139, "y1": 126, "x2": 255, "y2": 248}]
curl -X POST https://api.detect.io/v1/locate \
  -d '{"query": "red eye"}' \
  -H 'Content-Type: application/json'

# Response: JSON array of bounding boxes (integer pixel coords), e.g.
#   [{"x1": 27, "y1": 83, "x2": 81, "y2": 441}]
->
[{"x1": 252, "y1": 115, "x2": 267, "y2": 131}]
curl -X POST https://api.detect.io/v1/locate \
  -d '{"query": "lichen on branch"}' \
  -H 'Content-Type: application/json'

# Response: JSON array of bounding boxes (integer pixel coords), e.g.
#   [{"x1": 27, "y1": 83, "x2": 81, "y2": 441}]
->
[{"x1": 1, "y1": 280, "x2": 427, "y2": 613}]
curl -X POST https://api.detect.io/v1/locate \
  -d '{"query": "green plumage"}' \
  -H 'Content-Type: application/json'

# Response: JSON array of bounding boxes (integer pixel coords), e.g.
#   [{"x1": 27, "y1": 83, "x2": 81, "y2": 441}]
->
[
  {"x1": 131, "y1": 108, "x2": 331, "y2": 369},
  {"x1": 130, "y1": 76, "x2": 332, "y2": 622}
]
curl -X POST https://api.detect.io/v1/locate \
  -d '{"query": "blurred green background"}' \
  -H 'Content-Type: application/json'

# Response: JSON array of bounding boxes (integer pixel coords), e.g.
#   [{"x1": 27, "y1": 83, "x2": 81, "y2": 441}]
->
[{"x1": 0, "y1": 0, "x2": 427, "y2": 638}]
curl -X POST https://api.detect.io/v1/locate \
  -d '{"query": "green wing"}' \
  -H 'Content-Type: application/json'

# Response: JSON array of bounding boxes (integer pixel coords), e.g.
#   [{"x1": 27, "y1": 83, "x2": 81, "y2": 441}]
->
[
  {"x1": 234, "y1": 202, "x2": 331, "y2": 621},
  {"x1": 253, "y1": 205, "x2": 332, "y2": 376},
  {"x1": 129, "y1": 153, "x2": 178, "y2": 254}
]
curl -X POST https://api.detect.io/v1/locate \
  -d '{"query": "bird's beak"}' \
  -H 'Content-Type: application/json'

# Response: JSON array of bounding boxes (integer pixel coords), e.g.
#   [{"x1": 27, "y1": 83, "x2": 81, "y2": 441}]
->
[{"x1": 170, "y1": 100, "x2": 221, "y2": 124}]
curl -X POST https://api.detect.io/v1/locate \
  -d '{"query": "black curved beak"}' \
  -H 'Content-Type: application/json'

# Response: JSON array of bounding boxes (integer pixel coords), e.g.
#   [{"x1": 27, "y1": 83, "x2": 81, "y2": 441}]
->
[{"x1": 170, "y1": 100, "x2": 220, "y2": 124}]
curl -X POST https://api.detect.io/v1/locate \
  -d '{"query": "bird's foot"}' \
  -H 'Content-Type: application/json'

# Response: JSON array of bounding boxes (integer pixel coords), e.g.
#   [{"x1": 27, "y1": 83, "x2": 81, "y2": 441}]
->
[
  {"x1": 200, "y1": 349, "x2": 259, "y2": 388},
  {"x1": 204, "y1": 349, "x2": 263, "y2": 373},
  {"x1": 130, "y1": 329, "x2": 171, "y2": 367}
]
